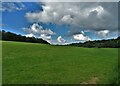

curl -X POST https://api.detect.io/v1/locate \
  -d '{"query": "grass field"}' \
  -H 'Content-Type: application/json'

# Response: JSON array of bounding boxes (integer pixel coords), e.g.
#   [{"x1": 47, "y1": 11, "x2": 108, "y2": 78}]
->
[{"x1": 2, "y1": 41, "x2": 118, "y2": 84}]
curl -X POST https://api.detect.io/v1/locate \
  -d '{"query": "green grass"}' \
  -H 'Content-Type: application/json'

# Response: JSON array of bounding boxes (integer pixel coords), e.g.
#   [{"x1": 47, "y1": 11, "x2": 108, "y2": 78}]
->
[
  {"x1": 2, "y1": 41, "x2": 118, "y2": 84},
  {"x1": 0, "y1": 41, "x2": 2, "y2": 85}
]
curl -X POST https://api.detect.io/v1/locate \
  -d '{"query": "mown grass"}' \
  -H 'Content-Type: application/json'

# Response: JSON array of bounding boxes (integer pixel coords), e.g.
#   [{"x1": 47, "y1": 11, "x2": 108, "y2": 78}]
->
[
  {"x1": 0, "y1": 41, "x2": 2, "y2": 85},
  {"x1": 2, "y1": 41, "x2": 118, "y2": 84}
]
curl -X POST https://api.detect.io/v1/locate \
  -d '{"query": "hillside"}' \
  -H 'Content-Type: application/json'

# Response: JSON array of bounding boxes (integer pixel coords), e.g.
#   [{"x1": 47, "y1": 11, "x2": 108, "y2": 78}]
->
[
  {"x1": 0, "y1": 30, "x2": 119, "y2": 48},
  {"x1": 69, "y1": 37, "x2": 120, "y2": 48},
  {"x1": 2, "y1": 41, "x2": 118, "y2": 84},
  {"x1": 0, "y1": 30, "x2": 49, "y2": 44}
]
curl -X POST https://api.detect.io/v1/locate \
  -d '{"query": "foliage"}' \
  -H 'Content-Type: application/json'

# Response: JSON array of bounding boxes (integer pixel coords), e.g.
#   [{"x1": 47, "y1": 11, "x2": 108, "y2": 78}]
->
[
  {"x1": 69, "y1": 37, "x2": 120, "y2": 48},
  {"x1": 0, "y1": 30, "x2": 49, "y2": 44},
  {"x1": 0, "y1": 30, "x2": 119, "y2": 48}
]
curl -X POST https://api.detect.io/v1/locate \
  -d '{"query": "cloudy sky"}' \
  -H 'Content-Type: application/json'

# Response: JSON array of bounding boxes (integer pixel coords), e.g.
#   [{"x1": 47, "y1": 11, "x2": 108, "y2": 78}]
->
[{"x1": 1, "y1": 1, "x2": 118, "y2": 45}]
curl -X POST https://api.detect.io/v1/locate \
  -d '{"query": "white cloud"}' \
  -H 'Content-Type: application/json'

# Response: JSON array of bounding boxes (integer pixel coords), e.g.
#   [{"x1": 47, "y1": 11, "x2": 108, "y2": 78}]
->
[
  {"x1": 30, "y1": 23, "x2": 42, "y2": 33},
  {"x1": 25, "y1": 33, "x2": 35, "y2": 37},
  {"x1": 73, "y1": 34, "x2": 91, "y2": 41},
  {"x1": 41, "y1": 34, "x2": 51, "y2": 40},
  {"x1": 61, "y1": 15, "x2": 73, "y2": 24},
  {"x1": 97, "y1": 30, "x2": 109, "y2": 38},
  {"x1": 23, "y1": 23, "x2": 55, "y2": 35},
  {"x1": 40, "y1": 0, "x2": 119, "y2": 2},
  {"x1": 25, "y1": 2, "x2": 118, "y2": 32},
  {"x1": 40, "y1": 34, "x2": 52, "y2": 44},
  {"x1": 41, "y1": 29, "x2": 55, "y2": 35},
  {"x1": 88, "y1": 6, "x2": 106, "y2": 16},
  {"x1": 1, "y1": 2, "x2": 26, "y2": 12},
  {"x1": 24, "y1": 2, "x2": 118, "y2": 44},
  {"x1": 81, "y1": 31, "x2": 85, "y2": 34},
  {"x1": 23, "y1": 23, "x2": 55, "y2": 44},
  {"x1": 2, "y1": 0, "x2": 119, "y2": 2},
  {"x1": 57, "y1": 36, "x2": 67, "y2": 43}
]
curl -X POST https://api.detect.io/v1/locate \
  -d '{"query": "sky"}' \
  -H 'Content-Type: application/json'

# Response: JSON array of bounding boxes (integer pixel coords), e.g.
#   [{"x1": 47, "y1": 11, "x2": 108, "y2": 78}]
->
[{"x1": 1, "y1": 1, "x2": 119, "y2": 45}]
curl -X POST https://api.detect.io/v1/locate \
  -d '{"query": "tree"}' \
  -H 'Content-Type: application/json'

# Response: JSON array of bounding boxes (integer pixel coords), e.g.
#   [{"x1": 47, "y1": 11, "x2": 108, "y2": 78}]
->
[{"x1": 1, "y1": 30, "x2": 49, "y2": 44}]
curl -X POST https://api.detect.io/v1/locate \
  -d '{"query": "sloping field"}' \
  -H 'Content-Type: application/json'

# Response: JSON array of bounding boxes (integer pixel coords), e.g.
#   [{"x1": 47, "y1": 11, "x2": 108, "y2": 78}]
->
[{"x1": 2, "y1": 41, "x2": 118, "y2": 84}]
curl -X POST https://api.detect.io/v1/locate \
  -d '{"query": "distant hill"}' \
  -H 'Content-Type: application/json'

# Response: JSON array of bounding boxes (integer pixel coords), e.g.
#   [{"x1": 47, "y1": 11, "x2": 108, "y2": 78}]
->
[
  {"x1": 0, "y1": 30, "x2": 49, "y2": 44},
  {"x1": 0, "y1": 30, "x2": 119, "y2": 48},
  {"x1": 69, "y1": 37, "x2": 120, "y2": 48}
]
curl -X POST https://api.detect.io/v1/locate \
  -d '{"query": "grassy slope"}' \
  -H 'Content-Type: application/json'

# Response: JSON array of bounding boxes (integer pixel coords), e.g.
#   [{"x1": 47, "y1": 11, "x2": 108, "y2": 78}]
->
[
  {"x1": 0, "y1": 41, "x2": 2, "y2": 85},
  {"x1": 2, "y1": 41, "x2": 118, "y2": 84}
]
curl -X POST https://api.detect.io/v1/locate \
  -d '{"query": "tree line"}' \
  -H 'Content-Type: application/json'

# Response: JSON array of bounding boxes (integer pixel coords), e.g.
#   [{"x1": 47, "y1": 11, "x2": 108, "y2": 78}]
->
[
  {"x1": 69, "y1": 37, "x2": 120, "y2": 48},
  {"x1": 0, "y1": 30, "x2": 49, "y2": 44},
  {"x1": 0, "y1": 30, "x2": 119, "y2": 48}
]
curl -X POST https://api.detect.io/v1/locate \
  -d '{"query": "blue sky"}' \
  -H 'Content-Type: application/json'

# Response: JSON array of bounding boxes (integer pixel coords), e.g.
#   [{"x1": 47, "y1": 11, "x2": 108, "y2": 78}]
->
[
  {"x1": 1, "y1": 2, "x2": 118, "y2": 45},
  {"x1": 2, "y1": 2, "x2": 41, "y2": 34}
]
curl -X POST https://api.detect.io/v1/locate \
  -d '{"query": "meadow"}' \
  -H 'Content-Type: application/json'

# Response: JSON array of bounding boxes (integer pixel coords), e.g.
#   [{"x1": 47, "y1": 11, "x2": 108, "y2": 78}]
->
[{"x1": 2, "y1": 41, "x2": 118, "y2": 84}]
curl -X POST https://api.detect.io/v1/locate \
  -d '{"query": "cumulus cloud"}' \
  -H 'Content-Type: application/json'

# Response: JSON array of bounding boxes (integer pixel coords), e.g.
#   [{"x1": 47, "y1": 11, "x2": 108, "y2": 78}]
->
[
  {"x1": 40, "y1": 34, "x2": 52, "y2": 44},
  {"x1": 41, "y1": 34, "x2": 51, "y2": 40},
  {"x1": 25, "y1": 33, "x2": 35, "y2": 37},
  {"x1": 57, "y1": 36, "x2": 67, "y2": 43},
  {"x1": 23, "y1": 23, "x2": 55, "y2": 35},
  {"x1": 25, "y1": 2, "x2": 118, "y2": 32},
  {"x1": 73, "y1": 33, "x2": 91, "y2": 41},
  {"x1": 97, "y1": 30, "x2": 109, "y2": 38},
  {"x1": 23, "y1": 23, "x2": 55, "y2": 43},
  {"x1": 24, "y1": 2, "x2": 118, "y2": 44},
  {"x1": 40, "y1": 0, "x2": 119, "y2": 2},
  {"x1": 1, "y1": 2, "x2": 26, "y2": 12}
]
